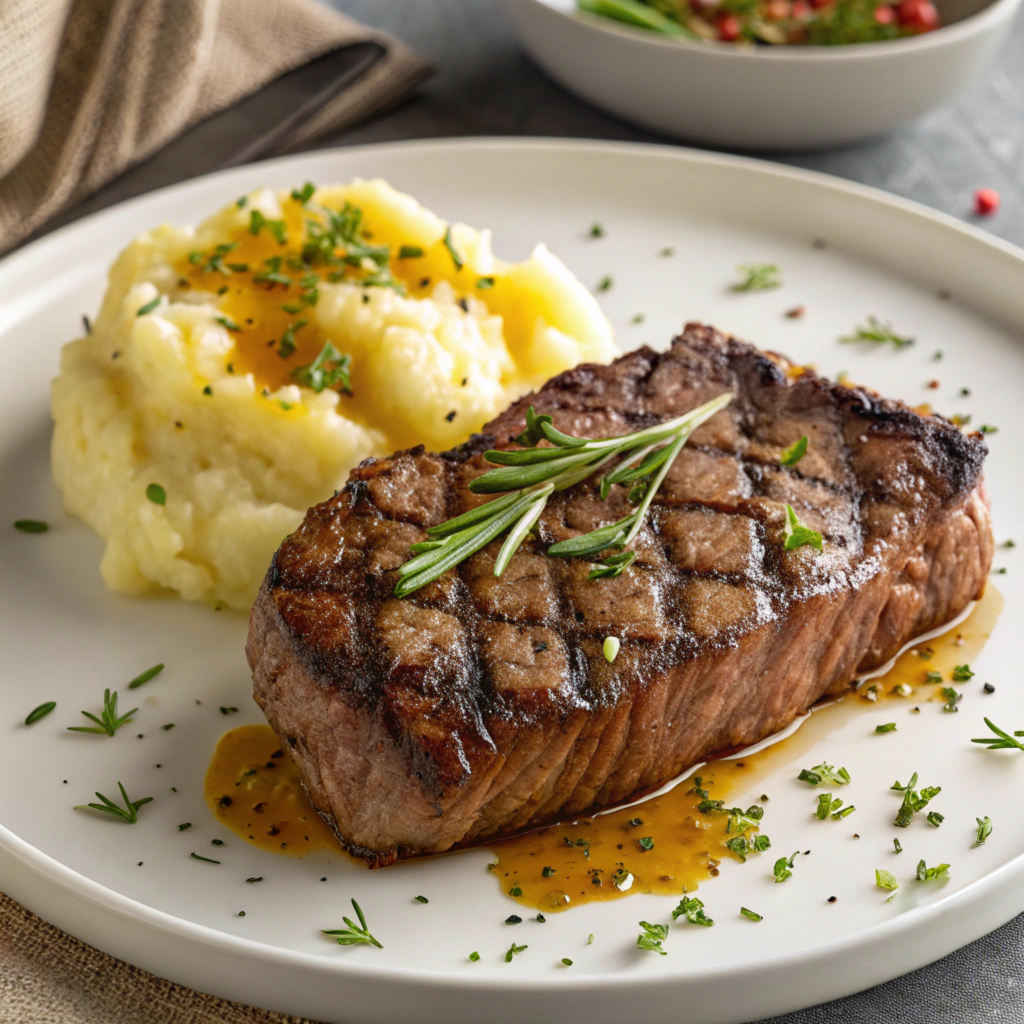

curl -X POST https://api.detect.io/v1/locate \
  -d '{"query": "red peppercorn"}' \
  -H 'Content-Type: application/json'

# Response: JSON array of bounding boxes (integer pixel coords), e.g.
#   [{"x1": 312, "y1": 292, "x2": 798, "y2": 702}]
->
[
  {"x1": 896, "y1": 0, "x2": 940, "y2": 31},
  {"x1": 717, "y1": 13, "x2": 742, "y2": 40},
  {"x1": 974, "y1": 188, "x2": 1000, "y2": 216},
  {"x1": 874, "y1": 4, "x2": 896, "y2": 23}
]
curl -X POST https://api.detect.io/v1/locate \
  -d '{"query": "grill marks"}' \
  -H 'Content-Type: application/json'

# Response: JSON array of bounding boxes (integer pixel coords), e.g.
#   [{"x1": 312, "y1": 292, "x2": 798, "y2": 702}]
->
[{"x1": 249, "y1": 323, "x2": 991, "y2": 865}]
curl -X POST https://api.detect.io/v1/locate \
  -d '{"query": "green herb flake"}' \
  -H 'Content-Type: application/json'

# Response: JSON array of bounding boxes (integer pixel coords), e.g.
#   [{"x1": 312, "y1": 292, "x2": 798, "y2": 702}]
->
[
  {"x1": 509, "y1": 884, "x2": 523, "y2": 897},
  {"x1": 637, "y1": 921, "x2": 668, "y2": 955},
  {"x1": 146, "y1": 483, "x2": 166, "y2": 505},
  {"x1": 414, "y1": 895, "x2": 429, "y2": 904},
  {"x1": 504, "y1": 942, "x2": 527, "y2": 962},
  {"x1": 783, "y1": 504, "x2": 823, "y2": 552},
  {"x1": 290, "y1": 182, "x2": 316, "y2": 205},
  {"x1": 732, "y1": 263, "x2": 782, "y2": 292},
  {"x1": 638, "y1": 836, "x2": 655, "y2": 852},
  {"x1": 875, "y1": 869, "x2": 899, "y2": 891},
  {"x1": 672, "y1": 896, "x2": 713, "y2": 927},
  {"x1": 941, "y1": 687, "x2": 961, "y2": 712},
  {"x1": 925, "y1": 670, "x2": 943, "y2": 684},
  {"x1": 974, "y1": 816, "x2": 993, "y2": 846},
  {"x1": 875, "y1": 722, "x2": 897, "y2": 734},
  {"x1": 25, "y1": 702, "x2": 57, "y2": 726},
  {"x1": 190, "y1": 852, "x2": 220, "y2": 864},
  {"x1": 779, "y1": 435, "x2": 808, "y2": 467},
  {"x1": 216, "y1": 316, "x2": 240, "y2": 332},
  {"x1": 894, "y1": 838, "x2": 902, "y2": 853},
  {"x1": 542, "y1": 866, "x2": 556, "y2": 877},
  {"x1": 178, "y1": 823, "x2": 191, "y2": 831},
  {"x1": 798, "y1": 763, "x2": 850, "y2": 787},
  {"x1": 14, "y1": 519, "x2": 48, "y2": 533},
  {"x1": 136, "y1": 297, "x2": 161, "y2": 317},
  {"x1": 773, "y1": 851, "x2": 800, "y2": 883},
  {"x1": 469, "y1": 951, "x2": 480, "y2": 962},
  {"x1": 476, "y1": 276, "x2": 496, "y2": 290},
  {"x1": 927, "y1": 811, "x2": 944, "y2": 828},
  {"x1": 916, "y1": 859, "x2": 950, "y2": 882},
  {"x1": 398, "y1": 245, "x2": 424, "y2": 259},
  {"x1": 740, "y1": 907, "x2": 762, "y2": 922},
  {"x1": 561, "y1": 957, "x2": 573, "y2": 966},
  {"x1": 589, "y1": 222, "x2": 605, "y2": 238},
  {"x1": 128, "y1": 664, "x2": 165, "y2": 690},
  {"x1": 292, "y1": 341, "x2": 352, "y2": 394},
  {"x1": 596, "y1": 275, "x2": 613, "y2": 292},
  {"x1": 443, "y1": 228, "x2": 463, "y2": 271},
  {"x1": 952, "y1": 664, "x2": 974, "y2": 682}
]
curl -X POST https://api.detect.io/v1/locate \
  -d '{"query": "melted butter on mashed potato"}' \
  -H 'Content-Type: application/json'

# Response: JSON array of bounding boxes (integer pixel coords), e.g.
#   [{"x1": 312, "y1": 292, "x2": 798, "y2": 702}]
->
[{"x1": 51, "y1": 179, "x2": 616, "y2": 609}]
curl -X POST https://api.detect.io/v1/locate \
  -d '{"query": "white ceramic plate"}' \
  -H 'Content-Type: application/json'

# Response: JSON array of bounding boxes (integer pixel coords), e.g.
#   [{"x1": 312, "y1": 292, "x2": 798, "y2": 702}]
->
[
  {"x1": 499, "y1": 0, "x2": 1023, "y2": 149},
  {"x1": 2, "y1": 139, "x2": 1023, "y2": 1024}
]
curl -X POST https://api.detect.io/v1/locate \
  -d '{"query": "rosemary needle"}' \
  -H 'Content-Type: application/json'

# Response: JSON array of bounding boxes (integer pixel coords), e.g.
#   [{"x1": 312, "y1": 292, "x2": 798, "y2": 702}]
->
[
  {"x1": 67, "y1": 689, "x2": 137, "y2": 736},
  {"x1": 322, "y1": 899, "x2": 383, "y2": 949}
]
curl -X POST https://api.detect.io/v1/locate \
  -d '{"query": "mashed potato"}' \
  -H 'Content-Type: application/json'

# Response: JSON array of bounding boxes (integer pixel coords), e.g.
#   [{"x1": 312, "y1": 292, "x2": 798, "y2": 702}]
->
[{"x1": 51, "y1": 180, "x2": 616, "y2": 609}]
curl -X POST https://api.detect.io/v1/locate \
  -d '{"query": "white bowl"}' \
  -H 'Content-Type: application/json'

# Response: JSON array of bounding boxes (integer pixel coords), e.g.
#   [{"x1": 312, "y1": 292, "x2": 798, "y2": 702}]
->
[{"x1": 500, "y1": 0, "x2": 1022, "y2": 150}]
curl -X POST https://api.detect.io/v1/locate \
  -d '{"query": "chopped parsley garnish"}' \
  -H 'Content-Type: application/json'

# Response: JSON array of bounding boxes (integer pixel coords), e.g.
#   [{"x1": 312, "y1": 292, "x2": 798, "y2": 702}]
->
[
  {"x1": 893, "y1": 838, "x2": 902, "y2": 854},
  {"x1": 178, "y1": 822, "x2": 191, "y2": 831},
  {"x1": 190, "y1": 852, "x2": 220, "y2": 864},
  {"x1": 740, "y1": 907, "x2": 762, "y2": 922},
  {"x1": 840, "y1": 316, "x2": 914, "y2": 348},
  {"x1": 774, "y1": 851, "x2": 800, "y2": 883},
  {"x1": 25, "y1": 701, "x2": 56, "y2": 725},
  {"x1": 291, "y1": 182, "x2": 316, "y2": 205},
  {"x1": 798, "y1": 763, "x2": 850, "y2": 787},
  {"x1": 779, "y1": 435, "x2": 808, "y2": 467},
  {"x1": 875, "y1": 869, "x2": 899, "y2": 891},
  {"x1": 924, "y1": 671, "x2": 943, "y2": 684},
  {"x1": 875, "y1": 723, "x2": 897, "y2": 733},
  {"x1": 136, "y1": 297, "x2": 161, "y2": 316},
  {"x1": 815, "y1": 794, "x2": 852, "y2": 820},
  {"x1": 322, "y1": 900, "x2": 382, "y2": 948},
  {"x1": 637, "y1": 921, "x2": 668, "y2": 955},
  {"x1": 561, "y1": 958, "x2": 573, "y2": 966},
  {"x1": 974, "y1": 816, "x2": 993, "y2": 845},
  {"x1": 940, "y1": 687, "x2": 961, "y2": 713},
  {"x1": 146, "y1": 483, "x2": 166, "y2": 505},
  {"x1": 14, "y1": 520, "x2": 48, "y2": 533},
  {"x1": 783, "y1": 504, "x2": 822, "y2": 551},
  {"x1": 291, "y1": 341, "x2": 352, "y2": 394},
  {"x1": 638, "y1": 836, "x2": 654, "y2": 851},
  {"x1": 216, "y1": 316, "x2": 240, "y2": 332},
  {"x1": 504, "y1": 942, "x2": 527, "y2": 962},
  {"x1": 971, "y1": 718, "x2": 1024, "y2": 752},
  {"x1": 128, "y1": 663, "x2": 164, "y2": 689},
  {"x1": 917, "y1": 647, "x2": 935, "y2": 660},
  {"x1": 631, "y1": 313, "x2": 645, "y2": 324},
  {"x1": 442, "y1": 228, "x2": 463, "y2": 271},
  {"x1": 892, "y1": 772, "x2": 941, "y2": 827},
  {"x1": 542, "y1": 866, "x2": 556, "y2": 877},
  {"x1": 916, "y1": 860, "x2": 950, "y2": 882},
  {"x1": 596, "y1": 275, "x2": 613, "y2": 292},
  {"x1": 75, "y1": 782, "x2": 152, "y2": 824},
  {"x1": 469, "y1": 951, "x2": 480, "y2": 962},
  {"x1": 926, "y1": 811, "x2": 944, "y2": 828},
  {"x1": 398, "y1": 245, "x2": 424, "y2": 259},
  {"x1": 276, "y1": 319, "x2": 306, "y2": 359},
  {"x1": 249, "y1": 210, "x2": 287, "y2": 244},
  {"x1": 951, "y1": 664, "x2": 974, "y2": 682},
  {"x1": 589, "y1": 222, "x2": 605, "y2": 238},
  {"x1": 414, "y1": 895, "x2": 428, "y2": 903},
  {"x1": 979, "y1": 424, "x2": 998, "y2": 435},
  {"x1": 672, "y1": 896, "x2": 713, "y2": 927},
  {"x1": 509, "y1": 884, "x2": 523, "y2": 897},
  {"x1": 476, "y1": 276, "x2": 496, "y2": 289},
  {"x1": 67, "y1": 689, "x2": 137, "y2": 736},
  {"x1": 732, "y1": 264, "x2": 782, "y2": 292}
]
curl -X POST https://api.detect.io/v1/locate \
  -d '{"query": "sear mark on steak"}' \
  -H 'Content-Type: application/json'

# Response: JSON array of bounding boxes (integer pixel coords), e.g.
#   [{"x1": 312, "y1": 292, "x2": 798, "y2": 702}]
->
[{"x1": 247, "y1": 323, "x2": 993, "y2": 867}]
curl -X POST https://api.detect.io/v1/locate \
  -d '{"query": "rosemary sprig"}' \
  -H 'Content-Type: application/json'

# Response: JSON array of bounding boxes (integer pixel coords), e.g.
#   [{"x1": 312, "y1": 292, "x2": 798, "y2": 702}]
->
[
  {"x1": 322, "y1": 899, "x2": 383, "y2": 949},
  {"x1": 394, "y1": 393, "x2": 732, "y2": 597},
  {"x1": 732, "y1": 264, "x2": 782, "y2": 292},
  {"x1": 971, "y1": 718, "x2": 1024, "y2": 752},
  {"x1": 75, "y1": 782, "x2": 152, "y2": 823},
  {"x1": 67, "y1": 689, "x2": 137, "y2": 736},
  {"x1": 840, "y1": 317, "x2": 914, "y2": 349}
]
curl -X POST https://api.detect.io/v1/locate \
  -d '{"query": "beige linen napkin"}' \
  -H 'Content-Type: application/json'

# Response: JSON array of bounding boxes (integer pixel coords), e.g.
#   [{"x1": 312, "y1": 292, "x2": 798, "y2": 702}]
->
[
  {"x1": 0, "y1": 891, "x2": 326, "y2": 1023},
  {"x1": 0, "y1": 0, "x2": 431, "y2": 254}
]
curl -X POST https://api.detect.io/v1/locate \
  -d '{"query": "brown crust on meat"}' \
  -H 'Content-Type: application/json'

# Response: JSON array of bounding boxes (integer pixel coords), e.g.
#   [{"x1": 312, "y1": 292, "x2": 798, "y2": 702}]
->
[{"x1": 247, "y1": 323, "x2": 992, "y2": 867}]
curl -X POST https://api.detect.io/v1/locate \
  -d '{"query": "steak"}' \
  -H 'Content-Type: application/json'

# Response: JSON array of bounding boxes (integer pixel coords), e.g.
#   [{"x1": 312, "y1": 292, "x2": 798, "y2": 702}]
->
[{"x1": 247, "y1": 323, "x2": 993, "y2": 867}]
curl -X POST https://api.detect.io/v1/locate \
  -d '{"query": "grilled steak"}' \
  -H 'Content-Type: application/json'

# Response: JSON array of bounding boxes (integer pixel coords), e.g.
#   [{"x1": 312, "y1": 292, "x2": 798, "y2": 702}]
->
[{"x1": 247, "y1": 323, "x2": 993, "y2": 867}]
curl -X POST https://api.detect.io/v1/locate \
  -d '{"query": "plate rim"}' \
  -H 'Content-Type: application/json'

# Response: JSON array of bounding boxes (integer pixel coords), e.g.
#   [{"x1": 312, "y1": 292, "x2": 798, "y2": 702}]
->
[{"x1": 3, "y1": 135, "x2": 1024, "y2": 997}]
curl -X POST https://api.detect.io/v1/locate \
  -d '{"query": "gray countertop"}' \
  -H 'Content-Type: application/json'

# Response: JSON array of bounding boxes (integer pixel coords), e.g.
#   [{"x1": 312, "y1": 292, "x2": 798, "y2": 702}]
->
[
  {"x1": 325, "y1": 3, "x2": 1024, "y2": 1021},
  {"x1": 50, "y1": 0, "x2": 1024, "y2": 1019}
]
